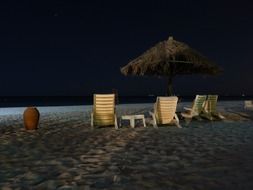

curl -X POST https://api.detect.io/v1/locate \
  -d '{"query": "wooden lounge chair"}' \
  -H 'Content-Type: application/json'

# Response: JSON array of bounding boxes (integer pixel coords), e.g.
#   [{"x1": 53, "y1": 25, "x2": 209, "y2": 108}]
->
[
  {"x1": 203, "y1": 95, "x2": 225, "y2": 120},
  {"x1": 91, "y1": 94, "x2": 118, "y2": 129},
  {"x1": 244, "y1": 100, "x2": 253, "y2": 110},
  {"x1": 181, "y1": 95, "x2": 207, "y2": 121},
  {"x1": 149, "y1": 96, "x2": 181, "y2": 128}
]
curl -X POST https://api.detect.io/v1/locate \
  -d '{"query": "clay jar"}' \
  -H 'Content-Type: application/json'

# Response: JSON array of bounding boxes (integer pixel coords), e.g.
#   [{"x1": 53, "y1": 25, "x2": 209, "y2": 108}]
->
[{"x1": 23, "y1": 107, "x2": 40, "y2": 130}]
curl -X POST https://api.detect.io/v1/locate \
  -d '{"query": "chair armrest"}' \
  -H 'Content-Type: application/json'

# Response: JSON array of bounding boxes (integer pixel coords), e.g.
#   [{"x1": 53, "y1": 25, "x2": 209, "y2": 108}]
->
[
  {"x1": 149, "y1": 111, "x2": 155, "y2": 116},
  {"x1": 181, "y1": 112, "x2": 191, "y2": 118},
  {"x1": 218, "y1": 113, "x2": 225, "y2": 120},
  {"x1": 184, "y1": 107, "x2": 192, "y2": 111}
]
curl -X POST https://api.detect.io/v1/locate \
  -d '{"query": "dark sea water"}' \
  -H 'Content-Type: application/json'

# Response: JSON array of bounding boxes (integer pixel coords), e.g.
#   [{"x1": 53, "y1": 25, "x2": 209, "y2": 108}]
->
[{"x1": 0, "y1": 96, "x2": 253, "y2": 108}]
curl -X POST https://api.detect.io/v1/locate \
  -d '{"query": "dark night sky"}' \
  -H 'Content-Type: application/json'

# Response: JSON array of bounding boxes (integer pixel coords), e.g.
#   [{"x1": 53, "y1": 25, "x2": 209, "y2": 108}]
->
[{"x1": 0, "y1": 0, "x2": 252, "y2": 96}]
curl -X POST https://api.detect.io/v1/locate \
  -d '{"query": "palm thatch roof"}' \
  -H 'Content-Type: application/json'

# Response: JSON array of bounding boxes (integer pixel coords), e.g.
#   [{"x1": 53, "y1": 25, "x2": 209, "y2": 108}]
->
[{"x1": 121, "y1": 36, "x2": 221, "y2": 77}]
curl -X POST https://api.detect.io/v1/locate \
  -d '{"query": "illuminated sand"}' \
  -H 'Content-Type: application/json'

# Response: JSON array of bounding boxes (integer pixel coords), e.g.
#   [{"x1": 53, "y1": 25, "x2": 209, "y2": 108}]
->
[{"x1": 1, "y1": 101, "x2": 253, "y2": 189}]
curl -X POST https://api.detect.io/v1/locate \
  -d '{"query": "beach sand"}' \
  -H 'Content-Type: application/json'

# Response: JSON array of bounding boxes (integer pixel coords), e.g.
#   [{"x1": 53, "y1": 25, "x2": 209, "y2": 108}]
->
[{"x1": 1, "y1": 101, "x2": 253, "y2": 189}]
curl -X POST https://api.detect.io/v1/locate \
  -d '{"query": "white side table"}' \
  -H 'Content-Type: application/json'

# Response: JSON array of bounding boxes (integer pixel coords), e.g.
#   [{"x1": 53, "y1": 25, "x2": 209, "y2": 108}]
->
[{"x1": 121, "y1": 114, "x2": 146, "y2": 128}]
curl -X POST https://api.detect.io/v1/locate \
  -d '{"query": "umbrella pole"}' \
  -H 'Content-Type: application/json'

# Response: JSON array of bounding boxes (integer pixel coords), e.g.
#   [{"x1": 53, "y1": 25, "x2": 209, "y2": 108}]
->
[{"x1": 167, "y1": 75, "x2": 173, "y2": 96}]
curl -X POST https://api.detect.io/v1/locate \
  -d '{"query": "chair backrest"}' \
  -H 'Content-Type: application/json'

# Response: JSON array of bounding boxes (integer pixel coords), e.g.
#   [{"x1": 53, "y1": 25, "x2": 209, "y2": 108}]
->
[
  {"x1": 206, "y1": 95, "x2": 218, "y2": 113},
  {"x1": 93, "y1": 94, "x2": 115, "y2": 126},
  {"x1": 155, "y1": 96, "x2": 178, "y2": 124},
  {"x1": 192, "y1": 95, "x2": 207, "y2": 115}
]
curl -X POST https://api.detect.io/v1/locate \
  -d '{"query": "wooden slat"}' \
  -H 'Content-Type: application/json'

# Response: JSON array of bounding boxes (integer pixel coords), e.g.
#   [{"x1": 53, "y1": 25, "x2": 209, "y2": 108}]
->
[
  {"x1": 159, "y1": 111, "x2": 175, "y2": 114},
  {"x1": 95, "y1": 106, "x2": 114, "y2": 109},
  {"x1": 94, "y1": 115, "x2": 114, "y2": 119},
  {"x1": 160, "y1": 119, "x2": 172, "y2": 124},
  {"x1": 95, "y1": 110, "x2": 114, "y2": 113},
  {"x1": 94, "y1": 121, "x2": 114, "y2": 126},
  {"x1": 95, "y1": 119, "x2": 114, "y2": 123},
  {"x1": 158, "y1": 105, "x2": 177, "y2": 109},
  {"x1": 159, "y1": 111, "x2": 176, "y2": 115},
  {"x1": 95, "y1": 94, "x2": 115, "y2": 96},
  {"x1": 158, "y1": 101, "x2": 177, "y2": 105},
  {"x1": 159, "y1": 114, "x2": 174, "y2": 118},
  {"x1": 159, "y1": 117, "x2": 173, "y2": 121},
  {"x1": 159, "y1": 112, "x2": 176, "y2": 116},
  {"x1": 95, "y1": 108, "x2": 114, "y2": 111},
  {"x1": 158, "y1": 96, "x2": 178, "y2": 100},
  {"x1": 95, "y1": 107, "x2": 114, "y2": 110},
  {"x1": 95, "y1": 112, "x2": 114, "y2": 116},
  {"x1": 158, "y1": 104, "x2": 177, "y2": 108},
  {"x1": 95, "y1": 100, "x2": 114, "y2": 104},
  {"x1": 158, "y1": 107, "x2": 176, "y2": 110},
  {"x1": 96, "y1": 104, "x2": 114, "y2": 107},
  {"x1": 94, "y1": 116, "x2": 113, "y2": 120},
  {"x1": 95, "y1": 94, "x2": 115, "y2": 97},
  {"x1": 158, "y1": 100, "x2": 177, "y2": 104},
  {"x1": 95, "y1": 113, "x2": 114, "y2": 117},
  {"x1": 95, "y1": 102, "x2": 114, "y2": 105},
  {"x1": 95, "y1": 100, "x2": 114, "y2": 103},
  {"x1": 95, "y1": 118, "x2": 114, "y2": 122},
  {"x1": 95, "y1": 98, "x2": 114, "y2": 101},
  {"x1": 158, "y1": 106, "x2": 176, "y2": 110},
  {"x1": 94, "y1": 117, "x2": 113, "y2": 120}
]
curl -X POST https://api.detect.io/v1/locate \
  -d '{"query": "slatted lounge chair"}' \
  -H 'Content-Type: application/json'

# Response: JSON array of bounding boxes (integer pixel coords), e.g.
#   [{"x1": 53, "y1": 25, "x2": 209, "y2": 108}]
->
[
  {"x1": 91, "y1": 94, "x2": 118, "y2": 129},
  {"x1": 149, "y1": 96, "x2": 181, "y2": 128},
  {"x1": 203, "y1": 95, "x2": 225, "y2": 120},
  {"x1": 244, "y1": 100, "x2": 253, "y2": 110},
  {"x1": 181, "y1": 95, "x2": 207, "y2": 121}
]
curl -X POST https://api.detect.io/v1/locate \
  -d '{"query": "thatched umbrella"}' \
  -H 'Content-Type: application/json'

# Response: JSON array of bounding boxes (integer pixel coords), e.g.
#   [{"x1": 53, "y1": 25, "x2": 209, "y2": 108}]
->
[{"x1": 121, "y1": 36, "x2": 221, "y2": 95}]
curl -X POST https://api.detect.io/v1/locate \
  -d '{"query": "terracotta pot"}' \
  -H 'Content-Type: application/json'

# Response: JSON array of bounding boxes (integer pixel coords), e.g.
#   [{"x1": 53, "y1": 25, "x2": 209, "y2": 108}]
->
[{"x1": 23, "y1": 107, "x2": 40, "y2": 130}]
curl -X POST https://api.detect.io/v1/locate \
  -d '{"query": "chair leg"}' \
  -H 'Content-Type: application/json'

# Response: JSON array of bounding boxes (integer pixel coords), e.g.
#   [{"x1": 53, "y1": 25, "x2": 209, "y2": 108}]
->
[
  {"x1": 142, "y1": 116, "x2": 146, "y2": 127},
  {"x1": 184, "y1": 117, "x2": 192, "y2": 126},
  {"x1": 201, "y1": 112, "x2": 213, "y2": 120},
  {"x1": 174, "y1": 114, "x2": 182, "y2": 128},
  {"x1": 91, "y1": 113, "x2": 94, "y2": 129},
  {"x1": 114, "y1": 115, "x2": 118, "y2": 130},
  {"x1": 130, "y1": 118, "x2": 135, "y2": 128},
  {"x1": 149, "y1": 111, "x2": 158, "y2": 128},
  {"x1": 119, "y1": 117, "x2": 122, "y2": 128}
]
